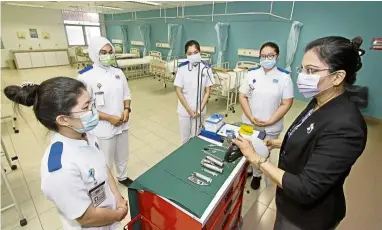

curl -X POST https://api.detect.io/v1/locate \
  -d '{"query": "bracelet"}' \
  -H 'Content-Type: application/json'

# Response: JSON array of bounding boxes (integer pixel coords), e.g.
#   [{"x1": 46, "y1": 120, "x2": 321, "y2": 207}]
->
[{"x1": 256, "y1": 157, "x2": 267, "y2": 170}]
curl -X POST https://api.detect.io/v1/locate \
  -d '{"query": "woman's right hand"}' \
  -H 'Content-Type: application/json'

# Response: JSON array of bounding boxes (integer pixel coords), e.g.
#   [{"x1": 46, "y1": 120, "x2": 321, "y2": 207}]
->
[
  {"x1": 108, "y1": 115, "x2": 122, "y2": 126},
  {"x1": 251, "y1": 116, "x2": 263, "y2": 127},
  {"x1": 188, "y1": 109, "x2": 199, "y2": 118},
  {"x1": 116, "y1": 202, "x2": 129, "y2": 221},
  {"x1": 264, "y1": 139, "x2": 282, "y2": 151},
  {"x1": 264, "y1": 140, "x2": 275, "y2": 151}
]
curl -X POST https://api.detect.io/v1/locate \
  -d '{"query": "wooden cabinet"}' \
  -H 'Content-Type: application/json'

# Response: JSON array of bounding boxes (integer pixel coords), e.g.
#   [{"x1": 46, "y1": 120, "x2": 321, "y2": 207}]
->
[
  {"x1": 30, "y1": 52, "x2": 45, "y2": 68},
  {"x1": 43, "y1": 52, "x2": 58, "y2": 67},
  {"x1": 13, "y1": 49, "x2": 70, "y2": 69},
  {"x1": 14, "y1": 53, "x2": 32, "y2": 69},
  {"x1": 56, "y1": 51, "x2": 69, "y2": 66}
]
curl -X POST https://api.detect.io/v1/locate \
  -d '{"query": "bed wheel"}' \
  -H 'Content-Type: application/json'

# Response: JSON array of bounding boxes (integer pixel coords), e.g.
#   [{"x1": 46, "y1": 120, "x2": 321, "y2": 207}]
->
[
  {"x1": 20, "y1": 218, "x2": 27, "y2": 226},
  {"x1": 215, "y1": 99, "x2": 218, "y2": 102},
  {"x1": 232, "y1": 110, "x2": 236, "y2": 113},
  {"x1": 225, "y1": 114, "x2": 228, "y2": 117},
  {"x1": 13, "y1": 117, "x2": 17, "y2": 121}
]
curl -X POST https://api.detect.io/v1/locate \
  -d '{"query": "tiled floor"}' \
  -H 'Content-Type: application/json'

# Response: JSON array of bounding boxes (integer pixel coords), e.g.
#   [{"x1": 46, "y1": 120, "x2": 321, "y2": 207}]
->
[{"x1": 1, "y1": 66, "x2": 381, "y2": 230}]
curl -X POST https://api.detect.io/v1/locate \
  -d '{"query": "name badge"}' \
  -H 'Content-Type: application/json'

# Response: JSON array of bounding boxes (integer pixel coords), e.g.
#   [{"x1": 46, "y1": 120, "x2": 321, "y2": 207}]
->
[
  {"x1": 89, "y1": 181, "x2": 106, "y2": 207},
  {"x1": 272, "y1": 79, "x2": 279, "y2": 84},
  {"x1": 95, "y1": 92, "x2": 105, "y2": 106}
]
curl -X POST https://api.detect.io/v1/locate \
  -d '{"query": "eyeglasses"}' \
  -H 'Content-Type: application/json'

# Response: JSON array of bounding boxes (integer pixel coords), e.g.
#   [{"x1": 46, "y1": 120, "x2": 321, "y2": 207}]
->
[
  {"x1": 71, "y1": 101, "x2": 96, "y2": 115},
  {"x1": 296, "y1": 66, "x2": 330, "y2": 75},
  {"x1": 260, "y1": 54, "x2": 277, "y2": 60}
]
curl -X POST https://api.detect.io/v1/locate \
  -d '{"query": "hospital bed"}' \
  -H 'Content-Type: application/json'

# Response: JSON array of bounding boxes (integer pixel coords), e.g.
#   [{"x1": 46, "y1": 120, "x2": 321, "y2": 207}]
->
[
  {"x1": 74, "y1": 47, "x2": 92, "y2": 69},
  {"x1": 150, "y1": 53, "x2": 212, "y2": 88},
  {"x1": 117, "y1": 50, "x2": 161, "y2": 80},
  {"x1": 115, "y1": 47, "x2": 139, "y2": 60},
  {"x1": 210, "y1": 61, "x2": 259, "y2": 117}
]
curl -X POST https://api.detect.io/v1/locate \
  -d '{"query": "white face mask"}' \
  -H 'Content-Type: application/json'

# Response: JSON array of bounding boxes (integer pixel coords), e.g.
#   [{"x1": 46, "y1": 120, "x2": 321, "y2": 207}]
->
[
  {"x1": 297, "y1": 72, "x2": 335, "y2": 98},
  {"x1": 260, "y1": 58, "x2": 277, "y2": 69},
  {"x1": 187, "y1": 53, "x2": 202, "y2": 65}
]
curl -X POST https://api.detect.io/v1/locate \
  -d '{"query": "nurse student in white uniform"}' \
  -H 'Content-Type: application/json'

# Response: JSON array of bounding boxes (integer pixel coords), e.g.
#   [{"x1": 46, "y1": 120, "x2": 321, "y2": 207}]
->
[
  {"x1": 174, "y1": 40, "x2": 215, "y2": 144},
  {"x1": 77, "y1": 36, "x2": 133, "y2": 187},
  {"x1": 4, "y1": 77, "x2": 128, "y2": 230},
  {"x1": 239, "y1": 42, "x2": 294, "y2": 190}
]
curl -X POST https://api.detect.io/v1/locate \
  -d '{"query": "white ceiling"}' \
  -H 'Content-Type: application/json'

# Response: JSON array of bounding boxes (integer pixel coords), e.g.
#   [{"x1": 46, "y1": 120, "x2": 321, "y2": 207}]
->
[{"x1": 2, "y1": 1, "x2": 213, "y2": 14}]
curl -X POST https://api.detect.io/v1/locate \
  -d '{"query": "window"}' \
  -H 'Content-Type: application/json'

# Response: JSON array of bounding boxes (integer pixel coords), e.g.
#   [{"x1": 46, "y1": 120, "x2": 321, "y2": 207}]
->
[{"x1": 63, "y1": 10, "x2": 101, "y2": 46}]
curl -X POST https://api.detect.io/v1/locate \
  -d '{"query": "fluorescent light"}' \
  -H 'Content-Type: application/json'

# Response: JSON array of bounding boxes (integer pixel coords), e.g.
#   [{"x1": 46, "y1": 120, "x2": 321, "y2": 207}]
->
[
  {"x1": 94, "y1": 5, "x2": 125, "y2": 11},
  {"x1": 130, "y1": 1, "x2": 162, "y2": 6},
  {"x1": 6, "y1": 2, "x2": 44, "y2": 8}
]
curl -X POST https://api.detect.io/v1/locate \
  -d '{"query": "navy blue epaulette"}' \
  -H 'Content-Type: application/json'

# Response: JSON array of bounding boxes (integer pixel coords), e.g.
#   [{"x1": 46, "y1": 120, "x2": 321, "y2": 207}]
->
[
  {"x1": 78, "y1": 65, "x2": 93, "y2": 74},
  {"x1": 201, "y1": 61, "x2": 211, "y2": 67},
  {"x1": 48, "y1": 142, "x2": 63, "y2": 172},
  {"x1": 277, "y1": 67, "x2": 290, "y2": 74},
  {"x1": 248, "y1": 66, "x2": 261, "y2": 71},
  {"x1": 178, "y1": 61, "x2": 189, "y2": 68}
]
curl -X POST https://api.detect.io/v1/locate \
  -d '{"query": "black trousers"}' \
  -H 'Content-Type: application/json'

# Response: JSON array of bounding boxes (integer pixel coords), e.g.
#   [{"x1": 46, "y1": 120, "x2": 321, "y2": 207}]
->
[{"x1": 273, "y1": 210, "x2": 338, "y2": 230}]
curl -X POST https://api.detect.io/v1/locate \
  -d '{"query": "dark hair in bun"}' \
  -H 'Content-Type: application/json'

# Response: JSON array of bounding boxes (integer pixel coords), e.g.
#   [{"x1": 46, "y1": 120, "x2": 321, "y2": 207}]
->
[
  {"x1": 4, "y1": 84, "x2": 40, "y2": 107},
  {"x1": 3, "y1": 77, "x2": 86, "y2": 132},
  {"x1": 305, "y1": 36, "x2": 365, "y2": 85}
]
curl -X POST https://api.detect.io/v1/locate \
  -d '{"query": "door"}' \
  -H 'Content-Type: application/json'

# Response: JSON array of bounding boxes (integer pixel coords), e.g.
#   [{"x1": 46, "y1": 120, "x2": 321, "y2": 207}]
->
[
  {"x1": 56, "y1": 51, "x2": 70, "y2": 65},
  {"x1": 14, "y1": 53, "x2": 32, "y2": 69},
  {"x1": 43, "y1": 52, "x2": 58, "y2": 67},
  {"x1": 30, "y1": 52, "x2": 46, "y2": 68}
]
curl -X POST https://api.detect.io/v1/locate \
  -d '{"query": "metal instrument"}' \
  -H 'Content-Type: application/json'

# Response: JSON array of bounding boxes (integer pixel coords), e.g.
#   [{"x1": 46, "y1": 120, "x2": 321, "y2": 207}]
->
[
  {"x1": 188, "y1": 175, "x2": 210, "y2": 186},
  {"x1": 201, "y1": 162, "x2": 224, "y2": 174},
  {"x1": 206, "y1": 156, "x2": 224, "y2": 167},
  {"x1": 202, "y1": 149, "x2": 224, "y2": 162},
  {"x1": 202, "y1": 168, "x2": 218, "y2": 177},
  {"x1": 193, "y1": 172, "x2": 212, "y2": 183},
  {"x1": 204, "y1": 147, "x2": 226, "y2": 153}
]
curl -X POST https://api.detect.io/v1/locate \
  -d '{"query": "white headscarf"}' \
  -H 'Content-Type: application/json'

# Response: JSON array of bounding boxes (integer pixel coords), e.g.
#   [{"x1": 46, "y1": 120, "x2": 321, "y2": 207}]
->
[{"x1": 88, "y1": 36, "x2": 115, "y2": 67}]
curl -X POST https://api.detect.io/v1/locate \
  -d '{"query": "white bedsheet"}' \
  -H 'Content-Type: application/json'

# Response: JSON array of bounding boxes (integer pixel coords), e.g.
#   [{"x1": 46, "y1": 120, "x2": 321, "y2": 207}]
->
[
  {"x1": 213, "y1": 69, "x2": 248, "y2": 96},
  {"x1": 117, "y1": 56, "x2": 153, "y2": 67}
]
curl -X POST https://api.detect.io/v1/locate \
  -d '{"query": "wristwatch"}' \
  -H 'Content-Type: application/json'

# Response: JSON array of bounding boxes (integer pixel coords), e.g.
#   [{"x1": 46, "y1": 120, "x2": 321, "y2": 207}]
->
[
  {"x1": 256, "y1": 157, "x2": 267, "y2": 170},
  {"x1": 124, "y1": 107, "x2": 131, "y2": 113}
]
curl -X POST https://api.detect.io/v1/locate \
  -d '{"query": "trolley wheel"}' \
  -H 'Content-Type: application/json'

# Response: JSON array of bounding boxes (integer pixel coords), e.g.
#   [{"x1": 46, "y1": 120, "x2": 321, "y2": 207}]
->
[
  {"x1": 11, "y1": 165, "x2": 18, "y2": 170},
  {"x1": 20, "y1": 218, "x2": 27, "y2": 226},
  {"x1": 14, "y1": 129, "x2": 19, "y2": 134},
  {"x1": 233, "y1": 110, "x2": 236, "y2": 113},
  {"x1": 13, "y1": 117, "x2": 17, "y2": 121},
  {"x1": 225, "y1": 114, "x2": 228, "y2": 117},
  {"x1": 215, "y1": 99, "x2": 218, "y2": 102}
]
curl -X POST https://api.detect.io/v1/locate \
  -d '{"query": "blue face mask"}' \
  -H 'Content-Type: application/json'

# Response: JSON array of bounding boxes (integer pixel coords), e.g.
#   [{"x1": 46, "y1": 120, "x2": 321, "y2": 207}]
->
[
  {"x1": 260, "y1": 58, "x2": 277, "y2": 69},
  {"x1": 72, "y1": 106, "x2": 99, "y2": 133}
]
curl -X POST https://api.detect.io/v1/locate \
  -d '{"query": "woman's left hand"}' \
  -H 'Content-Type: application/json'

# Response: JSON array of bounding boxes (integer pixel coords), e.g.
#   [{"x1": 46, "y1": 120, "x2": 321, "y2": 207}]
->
[
  {"x1": 232, "y1": 136, "x2": 259, "y2": 163},
  {"x1": 115, "y1": 194, "x2": 126, "y2": 209},
  {"x1": 121, "y1": 110, "x2": 130, "y2": 123},
  {"x1": 257, "y1": 119, "x2": 274, "y2": 127}
]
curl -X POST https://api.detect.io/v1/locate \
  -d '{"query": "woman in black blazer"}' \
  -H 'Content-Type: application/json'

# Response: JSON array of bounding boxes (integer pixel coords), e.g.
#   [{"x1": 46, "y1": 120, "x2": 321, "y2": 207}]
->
[{"x1": 234, "y1": 36, "x2": 367, "y2": 230}]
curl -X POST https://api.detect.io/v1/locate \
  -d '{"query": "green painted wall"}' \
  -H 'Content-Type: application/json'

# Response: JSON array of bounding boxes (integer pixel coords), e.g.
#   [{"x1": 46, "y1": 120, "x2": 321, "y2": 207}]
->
[{"x1": 105, "y1": 1, "x2": 382, "y2": 118}]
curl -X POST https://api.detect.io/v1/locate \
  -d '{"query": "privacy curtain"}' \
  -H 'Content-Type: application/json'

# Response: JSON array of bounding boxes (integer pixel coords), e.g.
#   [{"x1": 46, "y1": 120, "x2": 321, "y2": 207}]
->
[
  {"x1": 285, "y1": 21, "x2": 303, "y2": 72},
  {"x1": 215, "y1": 22, "x2": 230, "y2": 66},
  {"x1": 167, "y1": 24, "x2": 183, "y2": 60},
  {"x1": 138, "y1": 24, "x2": 151, "y2": 56},
  {"x1": 120, "y1": 25, "x2": 129, "y2": 53}
]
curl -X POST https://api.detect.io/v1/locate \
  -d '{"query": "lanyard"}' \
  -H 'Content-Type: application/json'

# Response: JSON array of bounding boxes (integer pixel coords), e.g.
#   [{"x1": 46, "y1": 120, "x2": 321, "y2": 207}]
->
[{"x1": 287, "y1": 109, "x2": 314, "y2": 138}]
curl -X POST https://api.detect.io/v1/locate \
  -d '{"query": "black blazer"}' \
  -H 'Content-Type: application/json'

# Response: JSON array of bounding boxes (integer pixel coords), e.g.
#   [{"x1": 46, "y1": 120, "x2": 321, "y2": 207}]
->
[{"x1": 276, "y1": 93, "x2": 367, "y2": 230}]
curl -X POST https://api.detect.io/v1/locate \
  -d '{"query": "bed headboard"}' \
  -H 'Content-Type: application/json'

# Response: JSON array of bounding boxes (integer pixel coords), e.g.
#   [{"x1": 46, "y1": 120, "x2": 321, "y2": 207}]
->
[
  {"x1": 149, "y1": 51, "x2": 162, "y2": 60},
  {"x1": 201, "y1": 52, "x2": 211, "y2": 62},
  {"x1": 236, "y1": 61, "x2": 260, "y2": 70},
  {"x1": 130, "y1": 48, "x2": 140, "y2": 58}
]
